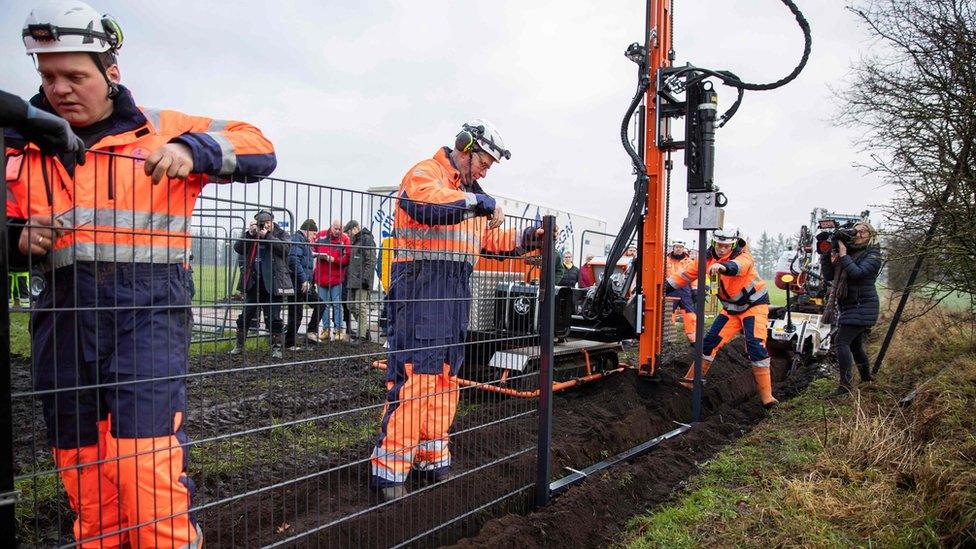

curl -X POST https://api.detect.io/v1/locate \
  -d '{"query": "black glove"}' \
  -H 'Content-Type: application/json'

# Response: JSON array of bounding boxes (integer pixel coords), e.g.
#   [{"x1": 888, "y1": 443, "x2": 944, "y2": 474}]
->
[{"x1": 22, "y1": 104, "x2": 87, "y2": 165}]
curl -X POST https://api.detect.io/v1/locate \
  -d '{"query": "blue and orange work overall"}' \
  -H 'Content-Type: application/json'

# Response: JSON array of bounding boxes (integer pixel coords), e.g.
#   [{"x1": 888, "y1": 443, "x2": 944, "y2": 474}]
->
[
  {"x1": 667, "y1": 240, "x2": 777, "y2": 406},
  {"x1": 4, "y1": 86, "x2": 276, "y2": 548},
  {"x1": 666, "y1": 251, "x2": 697, "y2": 342},
  {"x1": 370, "y1": 147, "x2": 531, "y2": 488}
]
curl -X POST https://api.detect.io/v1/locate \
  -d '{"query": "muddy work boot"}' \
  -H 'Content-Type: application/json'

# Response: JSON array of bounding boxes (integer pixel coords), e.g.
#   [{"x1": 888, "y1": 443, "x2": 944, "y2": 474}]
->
[
  {"x1": 229, "y1": 332, "x2": 246, "y2": 355},
  {"x1": 371, "y1": 483, "x2": 408, "y2": 503},
  {"x1": 411, "y1": 468, "x2": 452, "y2": 489},
  {"x1": 678, "y1": 359, "x2": 713, "y2": 390},
  {"x1": 271, "y1": 335, "x2": 283, "y2": 360},
  {"x1": 752, "y1": 366, "x2": 779, "y2": 409},
  {"x1": 857, "y1": 363, "x2": 874, "y2": 383},
  {"x1": 826, "y1": 385, "x2": 851, "y2": 400}
]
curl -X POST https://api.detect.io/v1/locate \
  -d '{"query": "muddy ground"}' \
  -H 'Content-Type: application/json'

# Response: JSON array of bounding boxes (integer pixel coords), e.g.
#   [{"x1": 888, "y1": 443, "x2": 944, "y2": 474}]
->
[{"x1": 10, "y1": 336, "x2": 810, "y2": 547}]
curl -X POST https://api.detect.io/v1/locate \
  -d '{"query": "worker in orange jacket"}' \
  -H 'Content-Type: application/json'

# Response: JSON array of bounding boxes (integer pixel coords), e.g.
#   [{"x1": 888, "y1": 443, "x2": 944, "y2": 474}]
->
[
  {"x1": 665, "y1": 226, "x2": 778, "y2": 408},
  {"x1": 666, "y1": 240, "x2": 697, "y2": 343},
  {"x1": 371, "y1": 119, "x2": 542, "y2": 501},
  {"x1": 6, "y1": 2, "x2": 276, "y2": 546}
]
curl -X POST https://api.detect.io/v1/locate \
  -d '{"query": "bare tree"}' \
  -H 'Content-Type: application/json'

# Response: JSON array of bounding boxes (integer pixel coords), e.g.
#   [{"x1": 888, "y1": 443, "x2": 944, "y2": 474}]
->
[{"x1": 840, "y1": 0, "x2": 976, "y2": 312}]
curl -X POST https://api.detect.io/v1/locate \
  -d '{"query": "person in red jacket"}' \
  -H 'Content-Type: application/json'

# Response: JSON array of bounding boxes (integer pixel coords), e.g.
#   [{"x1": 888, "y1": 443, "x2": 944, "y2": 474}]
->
[
  {"x1": 313, "y1": 219, "x2": 351, "y2": 341},
  {"x1": 5, "y1": 2, "x2": 276, "y2": 547}
]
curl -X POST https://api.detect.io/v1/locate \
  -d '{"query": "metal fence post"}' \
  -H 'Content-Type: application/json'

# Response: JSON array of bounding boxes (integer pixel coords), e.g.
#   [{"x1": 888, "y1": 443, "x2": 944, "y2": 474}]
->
[
  {"x1": 535, "y1": 215, "x2": 556, "y2": 508},
  {"x1": 0, "y1": 128, "x2": 17, "y2": 545}
]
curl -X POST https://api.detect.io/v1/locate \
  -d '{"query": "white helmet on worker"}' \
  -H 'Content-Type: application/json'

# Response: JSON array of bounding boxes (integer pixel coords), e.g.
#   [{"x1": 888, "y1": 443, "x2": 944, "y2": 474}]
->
[
  {"x1": 671, "y1": 240, "x2": 686, "y2": 247},
  {"x1": 712, "y1": 225, "x2": 740, "y2": 245},
  {"x1": 456, "y1": 118, "x2": 511, "y2": 162},
  {"x1": 23, "y1": 0, "x2": 123, "y2": 55}
]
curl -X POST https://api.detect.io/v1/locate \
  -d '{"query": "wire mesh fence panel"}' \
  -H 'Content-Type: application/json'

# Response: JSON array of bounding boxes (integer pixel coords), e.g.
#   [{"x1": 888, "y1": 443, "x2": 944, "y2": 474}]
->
[{"x1": 5, "y1": 146, "x2": 550, "y2": 547}]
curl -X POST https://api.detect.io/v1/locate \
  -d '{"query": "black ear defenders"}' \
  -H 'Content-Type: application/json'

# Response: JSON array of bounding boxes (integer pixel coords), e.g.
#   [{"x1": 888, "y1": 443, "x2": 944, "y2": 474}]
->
[
  {"x1": 100, "y1": 15, "x2": 124, "y2": 51},
  {"x1": 454, "y1": 124, "x2": 483, "y2": 154}
]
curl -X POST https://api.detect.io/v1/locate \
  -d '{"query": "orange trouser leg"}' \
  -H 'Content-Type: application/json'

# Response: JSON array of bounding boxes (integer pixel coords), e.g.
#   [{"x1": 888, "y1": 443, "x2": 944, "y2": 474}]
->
[
  {"x1": 740, "y1": 305, "x2": 777, "y2": 407},
  {"x1": 53, "y1": 420, "x2": 126, "y2": 549},
  {"x1": 415, "y1": 364, "x2": 460, "y2": 474},
  {"x1": 371, "y1": 363, "x2": 436, "y2": 486},
  {"x1": 680, "y1": 311, "x2": 742, "y2": 388},
  {"x1": 681, "y1": 310, "x2": 697, "y2": 342},
  {"x1": 103, "y1": 414, "x2": 200, "y2": 549}
]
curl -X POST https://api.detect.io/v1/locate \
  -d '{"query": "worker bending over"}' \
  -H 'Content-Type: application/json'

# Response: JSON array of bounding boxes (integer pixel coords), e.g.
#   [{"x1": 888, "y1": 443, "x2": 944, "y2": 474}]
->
[{"x1": 665, "y1": 226, "x2": 778, "y2": 408}]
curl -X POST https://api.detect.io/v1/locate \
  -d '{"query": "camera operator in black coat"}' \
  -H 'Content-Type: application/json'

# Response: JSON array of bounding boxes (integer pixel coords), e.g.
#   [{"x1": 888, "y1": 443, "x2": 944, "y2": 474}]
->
[{"x1": 821, "y1": 221, "x2": 882, "y2": 398}]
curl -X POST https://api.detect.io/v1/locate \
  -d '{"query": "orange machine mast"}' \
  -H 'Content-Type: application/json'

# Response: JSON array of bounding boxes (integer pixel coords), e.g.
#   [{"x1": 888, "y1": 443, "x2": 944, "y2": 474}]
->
[{"x1": 637, "y1": 0, "x2": 672, "y2": 375}]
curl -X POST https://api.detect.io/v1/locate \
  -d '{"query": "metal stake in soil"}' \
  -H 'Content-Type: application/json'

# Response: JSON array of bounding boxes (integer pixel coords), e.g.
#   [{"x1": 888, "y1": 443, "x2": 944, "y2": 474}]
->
[
  {"x1": 535, "y1": 215, "x2": 557, "y2": 508},
  {"x1": 0, "y1": 129, "x2": 16, "y2": 545}
]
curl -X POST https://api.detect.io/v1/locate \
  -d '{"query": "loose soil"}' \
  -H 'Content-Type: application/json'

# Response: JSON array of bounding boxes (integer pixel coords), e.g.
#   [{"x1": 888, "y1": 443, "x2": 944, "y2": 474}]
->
[{"x1": 10, "y1": 336, "x2": 814, "y2": 548}]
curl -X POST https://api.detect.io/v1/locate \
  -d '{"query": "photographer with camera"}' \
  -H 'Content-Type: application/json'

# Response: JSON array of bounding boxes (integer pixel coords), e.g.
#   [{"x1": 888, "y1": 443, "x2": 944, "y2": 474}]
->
[
  {"x1": 821, "y1": 221, "x2": 882, "y2": 398},
  {"x1": 232, "y1": 211, "x2": 293, "y2": 358}
]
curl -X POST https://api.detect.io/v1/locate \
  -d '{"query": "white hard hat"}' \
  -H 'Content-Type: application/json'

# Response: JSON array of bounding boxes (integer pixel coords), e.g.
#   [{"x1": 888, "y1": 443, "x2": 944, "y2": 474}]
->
[
  {"x1": 23, "y1": 0, "x2": 123, "y2": 55},
  {"x1": 671, "y1": 240, "x2": 686, "y2": 247},
  {"x1": 712, "y1": 225, "x2": 740, "y2": 245},
  {"x1": 458, "y1": 118, "x2": 511, "y2": 162}
]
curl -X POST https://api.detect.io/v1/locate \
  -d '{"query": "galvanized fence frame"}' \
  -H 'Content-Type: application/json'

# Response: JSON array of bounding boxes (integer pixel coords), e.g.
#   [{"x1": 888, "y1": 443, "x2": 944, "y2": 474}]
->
[{"x1": 1, "y1": 143, "x2": 565, "y2": 547}]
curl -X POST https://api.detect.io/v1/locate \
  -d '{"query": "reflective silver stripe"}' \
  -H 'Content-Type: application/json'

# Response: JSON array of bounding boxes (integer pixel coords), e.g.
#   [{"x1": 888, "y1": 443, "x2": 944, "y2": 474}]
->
[
  {"x1": 393, "y1": 227, "x2": 475, "y2": 242},
  {"x1": 50, "y1": 242, "x2": 187, "y2": 269},
  {"x1": 722, "y1": 300, "x2": 751, "y2": 313},
  {"x1": 703, "y1": 354, "x2": 715, "y2": 362},
  {"x1": 752, "y1": 357, "x2": 771, "y2": 369},
  {"x1": 394, "y1": 249, "x2": 476, "y2": 266},
  {"x1": 750, "y1": 288, "x2": 768, "y2": 302},
  {"x1": 177, "y1": 524, "x2": 204, "y2": 549},
  {"x1": 418, "y1": 439, "x2": 449, "y2": 452},
  {"x1": 206, "y1": 132, "x2": 237, "y2": 175},
  {"x1": 206, "y1": 118, "x2": 229, "y2": 132},
  {"x1": 370, "y1": 447, "x2": 412, "y2": 483},
  {"x1": 678, "y1": 272, "x2": 693, "y2": 283},
  {"x1": 415, "y1": 456, "x2": 451, "y2": 471},
  {"x1": 463, "y1": 192, "x2": 477, "y2": 209},
  {"x1": 69, "y1": 207, "x2": 190, "y2": 233},
  {"x1": 393, "y1": 226, "x2": 479, "y2": 265},
  {"x1": 141, "y1": 107, "x2": 162, "y2": 131},
  {"x1": 726, "y1": 280, "x2": 758, "y2": 302}
]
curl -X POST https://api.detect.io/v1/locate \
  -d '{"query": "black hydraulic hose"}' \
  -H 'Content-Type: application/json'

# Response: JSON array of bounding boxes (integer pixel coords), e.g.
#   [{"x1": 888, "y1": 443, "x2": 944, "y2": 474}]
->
[{"x1": 666, "y1": 0, "x2": 812, "y2": 126}]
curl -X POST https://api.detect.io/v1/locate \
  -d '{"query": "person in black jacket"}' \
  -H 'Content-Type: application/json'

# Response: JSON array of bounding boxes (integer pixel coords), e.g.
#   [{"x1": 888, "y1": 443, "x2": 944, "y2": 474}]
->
[
  {"x1": 557, "y1": 250, "x2": 581, "y2": 287},
  {"x1": 285, "y1": 219, "x2": 322, "y2": 349},
  {"x1": 343, "y1": 220, "x2": 377, "y2": 345},
  {"x1": 821, "y1": 221, "x2": 882, "y2": 398},
  {"x1": 231, "y1": 210, "x2": 293, "y2": 358}
]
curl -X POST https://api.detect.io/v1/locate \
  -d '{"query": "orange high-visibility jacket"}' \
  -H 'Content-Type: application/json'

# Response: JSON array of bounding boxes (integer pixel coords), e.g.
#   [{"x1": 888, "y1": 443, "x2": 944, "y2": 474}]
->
[
  {"x1": 666, "y1": 252, "x2": 697, "y2": 290},
  {"x1": 393, "y1": 147, "x2": 522, "y2": 266},
  {"x1": 668, "y1": 240, "x2": 768, "y2": 313},
  {"x1": 5, "y1": 87, "x2": 276, "y2": 269}
]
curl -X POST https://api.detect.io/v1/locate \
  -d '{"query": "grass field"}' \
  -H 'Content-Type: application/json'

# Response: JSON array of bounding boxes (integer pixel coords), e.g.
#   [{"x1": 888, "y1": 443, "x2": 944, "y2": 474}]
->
[{"x1": 620, "y1": 302, "x2": 976, "y2": 547}]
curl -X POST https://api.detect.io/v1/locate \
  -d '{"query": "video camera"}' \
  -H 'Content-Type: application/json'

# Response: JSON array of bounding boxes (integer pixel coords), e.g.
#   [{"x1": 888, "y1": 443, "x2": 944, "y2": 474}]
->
[{"x1": 814, "y1": 220, "x2": 857, "y2": 255}]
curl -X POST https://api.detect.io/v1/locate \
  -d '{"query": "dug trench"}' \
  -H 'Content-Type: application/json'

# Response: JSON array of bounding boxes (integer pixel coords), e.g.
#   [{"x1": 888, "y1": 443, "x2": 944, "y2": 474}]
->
[
  {"x1": 10, "y1": 338, "x2": 813, "y2": 547},
  {"x1": 271, "y1": 341, "x2": 810, "y2": 547}
]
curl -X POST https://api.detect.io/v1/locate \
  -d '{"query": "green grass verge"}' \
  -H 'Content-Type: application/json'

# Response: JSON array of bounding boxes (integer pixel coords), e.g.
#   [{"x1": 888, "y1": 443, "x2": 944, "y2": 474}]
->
[
  {"x1": 620, "y1": 303, "x2": 976, "y2": 548},
  {"x1": 190, "y1": 414, "x2": 380, "y2": 478}
]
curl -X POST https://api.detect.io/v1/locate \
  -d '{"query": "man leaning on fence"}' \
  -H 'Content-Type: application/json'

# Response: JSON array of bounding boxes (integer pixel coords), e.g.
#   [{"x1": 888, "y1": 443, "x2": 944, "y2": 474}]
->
[
  {"x1": 4, "y1": 2, "x2": 276, "y2": 547},
  {"x1": 370, "y1": 119, "x2": 545, "y2": 501}
]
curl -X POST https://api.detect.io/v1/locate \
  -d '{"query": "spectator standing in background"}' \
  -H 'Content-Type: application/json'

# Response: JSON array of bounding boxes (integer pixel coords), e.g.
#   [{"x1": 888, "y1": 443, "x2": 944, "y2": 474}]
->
[
  {"x1": 313, "y1": 219, "x2": 350, "y2": 341},
  {"x1": 343, "y1": 220, "x2": 378, "y2": 345}
]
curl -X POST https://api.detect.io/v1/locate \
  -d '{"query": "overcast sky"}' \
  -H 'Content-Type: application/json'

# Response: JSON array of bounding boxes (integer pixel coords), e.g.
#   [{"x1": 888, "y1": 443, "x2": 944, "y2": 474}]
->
[{"x1": 1, "y1": 1, "x2": 888, "y2": 245}]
